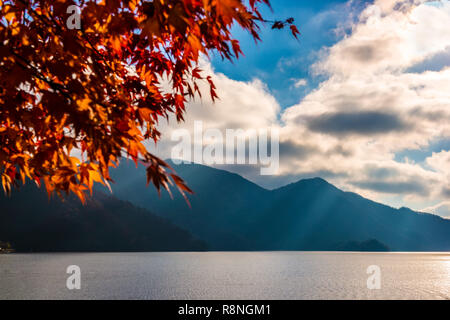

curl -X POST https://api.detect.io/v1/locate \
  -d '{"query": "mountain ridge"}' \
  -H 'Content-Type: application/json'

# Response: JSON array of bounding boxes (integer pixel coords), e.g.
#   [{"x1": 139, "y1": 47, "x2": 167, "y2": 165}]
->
[
  {"x1": 0, "y1": 183, "x2": 207, "y2": 252},
  {"x1": 1, "y1": 159, "x2": 448, "y2": 252},
  {"x1": 103, "y1": 160, "x2": 450, "y2": 251}
]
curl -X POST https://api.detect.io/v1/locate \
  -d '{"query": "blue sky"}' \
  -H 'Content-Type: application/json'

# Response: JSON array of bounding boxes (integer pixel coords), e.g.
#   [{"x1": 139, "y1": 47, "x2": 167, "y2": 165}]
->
[{"x1": 211, "y1": 0, "x2": 369, "y2": 108}]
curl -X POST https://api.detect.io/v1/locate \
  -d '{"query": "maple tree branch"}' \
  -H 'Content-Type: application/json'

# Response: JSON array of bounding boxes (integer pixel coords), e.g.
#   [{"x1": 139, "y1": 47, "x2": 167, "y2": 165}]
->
[
  {"x1": 18, "y1": 0, "x2": 118, "y2": 79},
  {"x1": 2, "y1": 43, "x2": 73, "y2": 102}
]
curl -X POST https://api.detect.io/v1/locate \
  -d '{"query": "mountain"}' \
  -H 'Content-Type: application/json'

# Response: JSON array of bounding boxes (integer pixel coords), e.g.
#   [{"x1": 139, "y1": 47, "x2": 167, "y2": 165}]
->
[
  {"x1": 335, "y1": 239, "x2": 390, "y2": 252},
  {"x1": 103, "y1": 160, "x2": 450, "y2": 251},
  {"x1": 0, "y1": 183, "x2": 206, "y2": 252},
  {"x1": 104, "y1": 160, "x2": 271, "y2": 250}
]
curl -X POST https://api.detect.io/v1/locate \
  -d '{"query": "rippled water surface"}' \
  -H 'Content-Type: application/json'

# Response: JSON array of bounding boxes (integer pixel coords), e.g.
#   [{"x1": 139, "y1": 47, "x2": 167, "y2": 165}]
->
[{"x1": 1, "y1": 252, "x2": 450, "y2": 299}]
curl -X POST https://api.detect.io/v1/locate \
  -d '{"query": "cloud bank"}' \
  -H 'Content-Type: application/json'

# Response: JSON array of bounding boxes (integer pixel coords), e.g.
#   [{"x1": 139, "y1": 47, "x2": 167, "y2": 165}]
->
[{"x1": 151, "y1": 0, "x2": 450, "y2": 217}]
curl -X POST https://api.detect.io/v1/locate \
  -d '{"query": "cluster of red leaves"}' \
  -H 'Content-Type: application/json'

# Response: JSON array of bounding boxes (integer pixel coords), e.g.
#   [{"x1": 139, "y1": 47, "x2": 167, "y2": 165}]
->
[{"x1": 0, "y1": 0, "x2": 298, "y2": 203}]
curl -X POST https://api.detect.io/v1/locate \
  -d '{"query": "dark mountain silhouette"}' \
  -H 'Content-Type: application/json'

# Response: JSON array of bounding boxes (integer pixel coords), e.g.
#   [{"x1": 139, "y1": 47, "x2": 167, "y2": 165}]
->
[
  {"x1": 102, "y1": 160, "x2": 450, "y2": 251},
  {"x1": 0, "y1": 183, "x2": 206, "y2": 252},
  {"x1": 334, "y1": 239, "x2": 390, "y2": 252}
]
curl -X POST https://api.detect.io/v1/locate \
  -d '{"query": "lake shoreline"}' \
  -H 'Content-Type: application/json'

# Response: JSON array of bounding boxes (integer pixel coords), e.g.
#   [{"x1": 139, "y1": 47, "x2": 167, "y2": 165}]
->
[{"x1": 3, "y1": 250, "x2": 450, "y2": 254}]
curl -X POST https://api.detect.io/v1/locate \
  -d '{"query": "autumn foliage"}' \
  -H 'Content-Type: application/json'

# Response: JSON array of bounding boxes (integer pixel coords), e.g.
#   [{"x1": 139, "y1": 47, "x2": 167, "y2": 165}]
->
[{"x1": 0, "y1": 0, "x2": 299, "y2": 202}]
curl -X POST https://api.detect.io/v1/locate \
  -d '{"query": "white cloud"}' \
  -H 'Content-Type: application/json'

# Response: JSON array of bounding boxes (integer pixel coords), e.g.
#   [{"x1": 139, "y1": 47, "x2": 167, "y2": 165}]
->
[
  {"x1": 293, "y1": 78, "x2": 307, "y2": 88},
  {"x1": 313, "y1": 0, "x2": 450, "y2": 76},
  {"x1": 423, "y1": 201, "x2": 450, "y2": 217},
  {"x1": 426, "y1": 150, "x2": 450, "y2": 174},
  {"x1": 277, "y1": 0, "x2": 450, "y2": 211},
  {"x1": 149, "y1": 60, "x2": 281, "y2": 161}
]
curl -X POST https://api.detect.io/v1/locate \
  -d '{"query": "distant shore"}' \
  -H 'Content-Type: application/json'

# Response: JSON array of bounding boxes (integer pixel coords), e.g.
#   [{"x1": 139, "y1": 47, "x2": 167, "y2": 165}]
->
[
  {"x1": 0, "y1": 249, "x2": 15, "y2": 254},
  {"x1": 5, "y1": 250, "x2": 450, "y2": 254}
]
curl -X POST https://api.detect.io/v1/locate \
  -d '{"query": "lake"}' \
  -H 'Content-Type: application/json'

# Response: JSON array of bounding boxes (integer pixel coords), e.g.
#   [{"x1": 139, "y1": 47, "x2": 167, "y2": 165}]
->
[{"x1": 1, "y1": 252, "x2": 449, "y2": 299}]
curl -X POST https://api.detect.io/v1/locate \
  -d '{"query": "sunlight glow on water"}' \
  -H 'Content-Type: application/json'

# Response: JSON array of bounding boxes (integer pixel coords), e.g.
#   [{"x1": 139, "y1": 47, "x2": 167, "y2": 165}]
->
[{"x1": 1, "y1": 252, "x2": 449, "y2": 300}]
